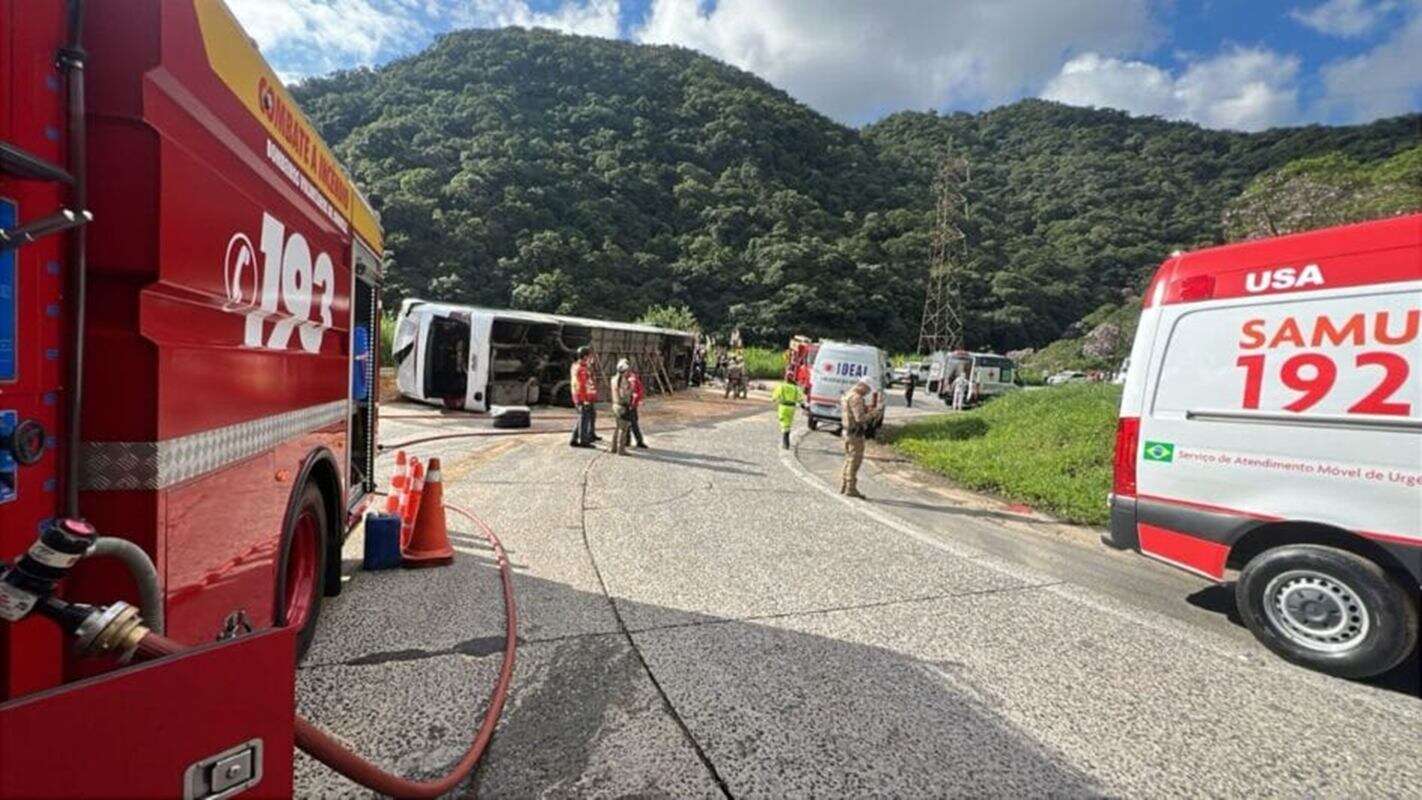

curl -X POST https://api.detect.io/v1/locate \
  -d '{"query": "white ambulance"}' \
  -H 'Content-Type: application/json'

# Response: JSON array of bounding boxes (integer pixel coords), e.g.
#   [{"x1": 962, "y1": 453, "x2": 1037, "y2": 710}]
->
[
  {"x1": 805, "y1": 341, "x2": 888, "y2": 435},
  {"x1": 1105, "y1": 214, "x2": 1420, "y2": 679}
]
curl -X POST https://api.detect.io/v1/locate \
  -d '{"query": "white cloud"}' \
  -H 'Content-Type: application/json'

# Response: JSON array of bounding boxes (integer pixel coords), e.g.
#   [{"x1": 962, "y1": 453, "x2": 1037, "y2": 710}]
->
[
  {"x1": 1040, "y1": 47, "x2": 1303, "y2": 131},
  {"x1": 462, "y1": 0, "x2": 621, "y2": 39},
  {"x1": 227, "y1": 0, "x2": 622, "y2": 81},
  {"x1": 1315, "y1": 1, "x2": 1422, "y2": 120},
  {"x1": 634, "y1": 0, "x2": 1157, "y2": 124},
  {"x1": 1289, "y1": 0, "x2": 1396, "y2": 38}
]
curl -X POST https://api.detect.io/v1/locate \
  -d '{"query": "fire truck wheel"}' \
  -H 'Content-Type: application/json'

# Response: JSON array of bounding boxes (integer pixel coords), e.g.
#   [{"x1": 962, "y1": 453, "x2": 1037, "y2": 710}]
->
[
  {"x1": 279, "y1": 483, "x2": 329, "y2": 661},
  {"x1": 1235, "y1": 544, "x2": 1418, "y2": 679}
]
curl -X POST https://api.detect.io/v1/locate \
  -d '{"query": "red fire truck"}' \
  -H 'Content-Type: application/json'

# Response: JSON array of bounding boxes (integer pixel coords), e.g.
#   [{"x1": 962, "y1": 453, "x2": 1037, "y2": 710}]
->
[
  {"x1": 1, "y1": 1, "x2": 382, "y2": 794},
  {"x1": 787, "y1": 335, "x2": 817, "y2": 390}
]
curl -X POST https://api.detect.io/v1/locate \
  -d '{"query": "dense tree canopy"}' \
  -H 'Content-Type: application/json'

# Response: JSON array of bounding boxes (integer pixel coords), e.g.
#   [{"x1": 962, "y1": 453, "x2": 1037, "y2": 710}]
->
[
  {"x1": 1223, "y1": 145, "x2": 1421, "y2": 241},
  {"x1": 293, "y1": 27, "x2": 1420, "y2": 353}
]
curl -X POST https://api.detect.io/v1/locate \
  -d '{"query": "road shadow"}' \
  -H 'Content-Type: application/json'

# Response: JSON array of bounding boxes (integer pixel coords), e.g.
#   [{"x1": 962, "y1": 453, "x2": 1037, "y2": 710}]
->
[
  {"x1": 307, "y1": 548, "x2": 1110, "y2": 798},
  {"x1": 1187, "y1": 583, "x2": 1420, "y2": 698}
]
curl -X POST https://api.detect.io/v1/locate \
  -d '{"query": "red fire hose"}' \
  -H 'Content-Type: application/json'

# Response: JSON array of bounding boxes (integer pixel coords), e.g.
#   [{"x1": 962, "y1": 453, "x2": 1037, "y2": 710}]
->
[{"x1": 138, "y1": 503, "x2": 516, "y2": 799}]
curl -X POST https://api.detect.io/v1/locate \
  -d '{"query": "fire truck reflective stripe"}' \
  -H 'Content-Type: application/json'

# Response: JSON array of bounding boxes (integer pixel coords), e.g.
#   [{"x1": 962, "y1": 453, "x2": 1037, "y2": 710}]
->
[
  {"x1": 1137, "y1": 523, "x2": 1231, "y2": 581},
  {"x1": 78, "y1": 400, "x2": 346, "y2": 491}
]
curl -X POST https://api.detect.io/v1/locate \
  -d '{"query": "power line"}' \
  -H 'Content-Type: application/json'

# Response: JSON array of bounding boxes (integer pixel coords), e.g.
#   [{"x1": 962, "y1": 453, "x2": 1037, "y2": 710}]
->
[{"x1": 916, "y1": 147, "x2": 970, "y2": 355}]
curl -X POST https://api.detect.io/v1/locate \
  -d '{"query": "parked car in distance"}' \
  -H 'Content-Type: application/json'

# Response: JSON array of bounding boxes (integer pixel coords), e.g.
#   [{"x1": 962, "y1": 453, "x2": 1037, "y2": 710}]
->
[
  {"x1": 1112, "y1": 357, "x2": 1131, "y2": 385},
  {"x1": 1046, "y1": 370, "x2": 1088, "y2": 386},
  {"x1": 888, "y1": 361, "x2": 928, "y2": 386}
]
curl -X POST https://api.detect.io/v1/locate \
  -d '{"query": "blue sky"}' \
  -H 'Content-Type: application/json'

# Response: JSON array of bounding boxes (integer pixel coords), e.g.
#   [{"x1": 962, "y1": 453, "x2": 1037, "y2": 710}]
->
[{"x1": 229, "y1": 0, "x2": 1422, "y2": 131}]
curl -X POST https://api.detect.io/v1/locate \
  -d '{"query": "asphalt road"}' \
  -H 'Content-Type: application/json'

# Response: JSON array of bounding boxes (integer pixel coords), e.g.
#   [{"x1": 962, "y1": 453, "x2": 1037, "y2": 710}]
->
[{"x1": 296, "y1": 388, "x2": 1421, "y2": 798}]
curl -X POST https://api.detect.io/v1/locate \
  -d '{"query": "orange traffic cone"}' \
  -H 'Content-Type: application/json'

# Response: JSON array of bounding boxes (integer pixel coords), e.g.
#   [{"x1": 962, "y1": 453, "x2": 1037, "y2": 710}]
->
[
  {"x1": 400, "y1": 459, "x2": 425, "y2": 549},
  {"x1": 403, "y1": 457, "x2": 454, "y2": 567}
]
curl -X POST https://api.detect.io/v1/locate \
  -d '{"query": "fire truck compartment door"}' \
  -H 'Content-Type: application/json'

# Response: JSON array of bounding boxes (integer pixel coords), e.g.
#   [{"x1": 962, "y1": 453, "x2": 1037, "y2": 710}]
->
[{"x1": 0, "y1": 628, "x2": 295, "y2": 799}]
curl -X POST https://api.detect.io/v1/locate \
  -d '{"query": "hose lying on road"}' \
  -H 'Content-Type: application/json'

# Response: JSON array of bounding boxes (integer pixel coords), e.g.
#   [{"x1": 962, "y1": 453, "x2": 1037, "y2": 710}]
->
[{"x1": 137, "y1": 502, "x2": 517, "y2": 799}]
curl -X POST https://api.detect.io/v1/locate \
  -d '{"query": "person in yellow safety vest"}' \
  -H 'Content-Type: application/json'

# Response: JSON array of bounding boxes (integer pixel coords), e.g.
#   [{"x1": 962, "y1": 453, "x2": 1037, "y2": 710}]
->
[{"x1": 771, "y1": 379, "x2": 803, "y2": 449}]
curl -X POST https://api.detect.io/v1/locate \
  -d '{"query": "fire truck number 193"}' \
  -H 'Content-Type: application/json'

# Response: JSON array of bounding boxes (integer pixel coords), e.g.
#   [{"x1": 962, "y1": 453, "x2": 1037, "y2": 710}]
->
[{"x1": 224, "y1": 211, "x2": 334, "y2": 353}]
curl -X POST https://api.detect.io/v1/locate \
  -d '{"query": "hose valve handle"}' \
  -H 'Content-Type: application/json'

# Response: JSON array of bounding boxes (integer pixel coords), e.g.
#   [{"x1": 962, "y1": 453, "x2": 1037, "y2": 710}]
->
[{"x1": 0, "y1": 517, "x2": 96, "y2": 622}]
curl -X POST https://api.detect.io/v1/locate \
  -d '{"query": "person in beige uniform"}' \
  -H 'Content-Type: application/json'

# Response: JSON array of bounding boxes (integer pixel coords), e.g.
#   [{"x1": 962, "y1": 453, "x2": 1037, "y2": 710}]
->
[
  {"x1": 610, "y1": 358, "x2": 635, "y2": 455},
  {"x1": 839, "y1": 379, "x2": 872, "y2": 498}
]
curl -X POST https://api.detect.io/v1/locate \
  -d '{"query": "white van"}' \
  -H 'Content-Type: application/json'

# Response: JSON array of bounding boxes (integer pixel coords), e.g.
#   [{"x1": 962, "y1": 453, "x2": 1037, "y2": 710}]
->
[
  {"x1": 806, "y1": 341, "x2": 888, "y2": 434},
  {"x1": 1105, "y1": 213, "x2": 1421, "y2": 679}
]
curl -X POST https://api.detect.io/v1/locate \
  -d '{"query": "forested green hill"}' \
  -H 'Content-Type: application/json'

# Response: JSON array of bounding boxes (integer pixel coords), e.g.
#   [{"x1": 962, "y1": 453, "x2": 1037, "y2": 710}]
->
[{"x1": 293, "y1": 27, "x2": 1420, "y2": 352}]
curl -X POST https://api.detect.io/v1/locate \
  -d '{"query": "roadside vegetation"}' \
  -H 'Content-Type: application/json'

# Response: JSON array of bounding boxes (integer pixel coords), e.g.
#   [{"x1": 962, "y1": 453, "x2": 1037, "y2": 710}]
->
[
  {"x1": 741, "y1": 346, "x2": 786, "y2": 379},
  {"x1": 379, "y1": 312, "x2": 395, "y2": 364},
  {"x1": 886, "y1": 384, "x2": 1122, "y2": 525}
]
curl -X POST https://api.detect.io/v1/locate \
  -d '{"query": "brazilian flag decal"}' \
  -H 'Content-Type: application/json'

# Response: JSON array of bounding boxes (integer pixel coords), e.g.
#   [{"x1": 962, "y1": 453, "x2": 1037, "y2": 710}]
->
[{"x1": 1143, "y1": 441, "x2": 1175, "y2": 463}]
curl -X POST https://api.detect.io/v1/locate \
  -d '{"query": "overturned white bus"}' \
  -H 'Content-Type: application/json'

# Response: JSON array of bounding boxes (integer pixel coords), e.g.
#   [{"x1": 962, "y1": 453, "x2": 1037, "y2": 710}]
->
[{"x1": 393, "y1": 300, "x2": 697, "y2": 411}]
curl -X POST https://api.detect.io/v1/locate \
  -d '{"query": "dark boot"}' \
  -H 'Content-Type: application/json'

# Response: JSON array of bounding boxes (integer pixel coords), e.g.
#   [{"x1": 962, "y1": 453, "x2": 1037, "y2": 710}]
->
[{"x1": 781, "y1": 430, "x2": 790, "y2": 449}]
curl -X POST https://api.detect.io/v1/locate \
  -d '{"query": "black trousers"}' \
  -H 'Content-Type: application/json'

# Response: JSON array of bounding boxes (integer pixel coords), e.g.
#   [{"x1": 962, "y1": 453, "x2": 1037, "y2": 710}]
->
[{"x1": 628, "y1": 407, "x2": 644, "y2": 446}]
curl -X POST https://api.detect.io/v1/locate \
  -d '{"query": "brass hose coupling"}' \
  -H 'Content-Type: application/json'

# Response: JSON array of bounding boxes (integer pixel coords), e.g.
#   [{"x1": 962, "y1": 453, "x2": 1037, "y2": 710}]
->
[{"x1": 72, "y1": 601, "x2": 150, "y2": 663}]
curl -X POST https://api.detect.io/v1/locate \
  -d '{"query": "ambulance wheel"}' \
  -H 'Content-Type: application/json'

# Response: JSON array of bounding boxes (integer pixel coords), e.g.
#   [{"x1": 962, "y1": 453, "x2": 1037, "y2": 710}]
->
[
  {"x1": 1235, "y1": 545, "x2": 1418, "y2": 679},
  {"x1": 278, "y1": 484, "x2": 329, "y2": 662},
  {"x1": 807, "y1": 417, "x2": 819, "y2": 431}
]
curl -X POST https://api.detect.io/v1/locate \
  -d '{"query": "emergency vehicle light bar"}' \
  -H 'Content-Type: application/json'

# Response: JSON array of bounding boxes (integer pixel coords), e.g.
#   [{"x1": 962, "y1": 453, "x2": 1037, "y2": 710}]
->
[{"x1": 1187, "y1": 408, "x2": 1422, "y2": 433}]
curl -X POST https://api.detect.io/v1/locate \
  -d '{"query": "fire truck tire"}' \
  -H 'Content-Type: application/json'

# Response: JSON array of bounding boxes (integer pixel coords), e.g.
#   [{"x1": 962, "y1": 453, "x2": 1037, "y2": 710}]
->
[
  {"x1": 278, "y1": 483, "x2": 330, "y2": 661},
  {"x1": 1235, "y1": 544, "x2": 1418, "y2": 679}
]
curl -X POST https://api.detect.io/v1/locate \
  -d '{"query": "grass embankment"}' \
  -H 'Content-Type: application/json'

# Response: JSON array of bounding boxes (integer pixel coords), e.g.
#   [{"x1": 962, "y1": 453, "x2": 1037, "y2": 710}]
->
[
  {"x1": 741, "y1": 346, "x2": 787, "y2": 379},
  {"x1": 886, "y1": 384, "x2": 1122, "y2": 525}
]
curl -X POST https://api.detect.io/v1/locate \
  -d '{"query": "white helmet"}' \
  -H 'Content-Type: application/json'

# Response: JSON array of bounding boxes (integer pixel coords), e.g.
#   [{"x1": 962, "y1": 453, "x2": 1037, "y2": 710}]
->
[{"x1": 616, "y1": 358, "x2": 631, "y2": 372}]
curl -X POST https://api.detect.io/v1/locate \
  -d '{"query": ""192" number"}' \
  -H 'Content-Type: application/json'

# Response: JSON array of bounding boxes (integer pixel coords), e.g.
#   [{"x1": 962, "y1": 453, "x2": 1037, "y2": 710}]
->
[{"x1": 1236, "y1": 351, "x2": 1412, "y2": 416}]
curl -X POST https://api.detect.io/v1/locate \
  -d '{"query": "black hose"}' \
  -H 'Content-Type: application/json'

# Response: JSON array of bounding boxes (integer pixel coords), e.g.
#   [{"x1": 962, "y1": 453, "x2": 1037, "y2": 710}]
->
[
  {"x1": 60, "y1": 0, "x2": 88, "y2": 517},
  {"x1": 86, "y1": 537, "x2": 164, "y2": 634}
]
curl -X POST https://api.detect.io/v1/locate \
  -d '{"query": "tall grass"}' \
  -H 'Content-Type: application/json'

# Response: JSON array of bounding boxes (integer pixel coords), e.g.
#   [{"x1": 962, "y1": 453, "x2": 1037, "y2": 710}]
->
[
  {"x1": 741, "y1": 346, "x2": 787, "y2": 379},
  {"x1": 378, "y1": 312, "x2": 395, "y2": 365},
  {"x1": 886, "y1": 384, "x2": 1122, "y2": 525}
]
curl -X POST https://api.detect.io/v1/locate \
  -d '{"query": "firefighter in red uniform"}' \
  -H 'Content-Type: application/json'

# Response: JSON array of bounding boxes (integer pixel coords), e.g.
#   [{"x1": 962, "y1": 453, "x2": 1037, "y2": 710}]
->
[{"x1": 570, "y1": 346, "x2": 598, "y2": 448}]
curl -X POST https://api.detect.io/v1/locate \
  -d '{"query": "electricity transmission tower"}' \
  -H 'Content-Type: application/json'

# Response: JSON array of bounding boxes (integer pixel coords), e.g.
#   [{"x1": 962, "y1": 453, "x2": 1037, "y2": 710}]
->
[{"x1": 916, "y1": 150, "x2": 970, "y2": 355}]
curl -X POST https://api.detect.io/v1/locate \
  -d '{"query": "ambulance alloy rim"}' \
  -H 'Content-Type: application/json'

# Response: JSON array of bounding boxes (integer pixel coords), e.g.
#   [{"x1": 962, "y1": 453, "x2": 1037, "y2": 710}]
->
[
  {"x1": 283, "y1": 509, "x2": 321, "y2": 630},
  {"x1": 1262, "y1": 569, "x2": 1370, "y2": 654}
]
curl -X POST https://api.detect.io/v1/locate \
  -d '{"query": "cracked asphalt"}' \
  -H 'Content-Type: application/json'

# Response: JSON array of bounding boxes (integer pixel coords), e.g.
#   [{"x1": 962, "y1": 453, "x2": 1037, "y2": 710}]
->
[{"x1": 295, "y1": 388, "x2": 1421, "y2": 798}]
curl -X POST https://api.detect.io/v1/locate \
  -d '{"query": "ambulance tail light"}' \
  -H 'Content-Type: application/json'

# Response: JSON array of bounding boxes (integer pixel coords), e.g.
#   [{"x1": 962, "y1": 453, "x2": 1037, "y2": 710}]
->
[{"x1": 1112, "y1": 416, "x2": 1140, "y2": 498}]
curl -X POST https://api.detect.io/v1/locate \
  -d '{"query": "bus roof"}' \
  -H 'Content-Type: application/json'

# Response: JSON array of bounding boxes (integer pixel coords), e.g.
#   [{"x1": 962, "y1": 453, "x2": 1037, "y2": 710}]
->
[{"x1": 401, "y1": 300, "x2": 698, "y2": 340}]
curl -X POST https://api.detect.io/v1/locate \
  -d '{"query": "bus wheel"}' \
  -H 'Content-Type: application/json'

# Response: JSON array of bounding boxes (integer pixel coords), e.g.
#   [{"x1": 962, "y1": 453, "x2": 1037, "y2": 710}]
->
[
  {"x1": 278, "y1": 483, "x2": 330, "y2": 661},
  {"x1": 807, "y1": 417, "x2": 819, "y2": 431},
  {"x1": 1235, "y1": 544, "x2": 1418, "y2": 679}
]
